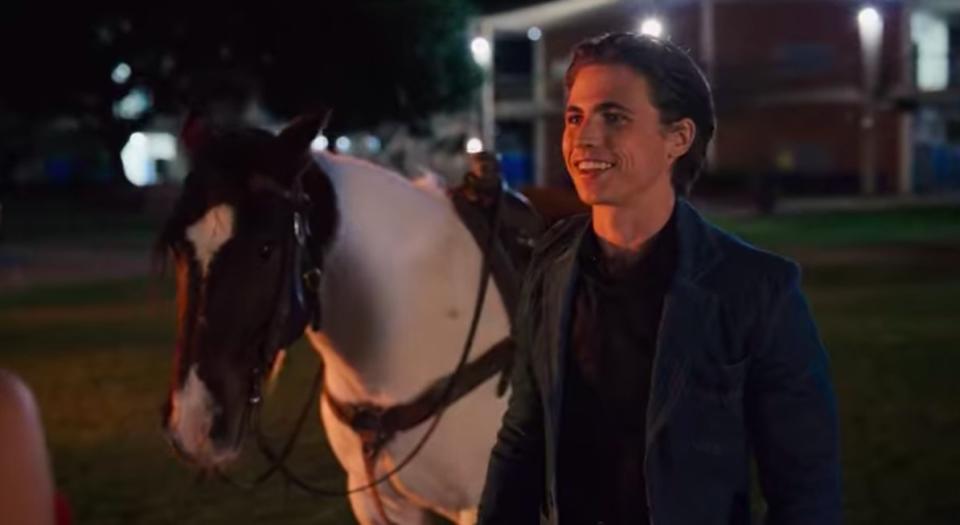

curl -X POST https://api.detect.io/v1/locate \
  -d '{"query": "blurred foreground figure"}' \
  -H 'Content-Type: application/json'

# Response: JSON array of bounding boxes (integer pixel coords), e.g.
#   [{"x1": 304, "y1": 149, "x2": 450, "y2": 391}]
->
[
  {"x1": 0, "y1": 370, "x2": 58, "y2": 525},
  {"x1": 479, "y1": 32, "x2": 841, "y2": 525}
]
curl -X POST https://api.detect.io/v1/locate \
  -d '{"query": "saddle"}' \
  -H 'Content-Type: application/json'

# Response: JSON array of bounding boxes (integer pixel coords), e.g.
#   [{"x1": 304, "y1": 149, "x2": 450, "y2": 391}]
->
[{"x1": 450, "y1": 182, "x2": 545, "y2": 325}]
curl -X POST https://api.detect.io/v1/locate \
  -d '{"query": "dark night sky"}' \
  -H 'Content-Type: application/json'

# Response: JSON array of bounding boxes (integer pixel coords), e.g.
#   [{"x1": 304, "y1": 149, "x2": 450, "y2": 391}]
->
[{"x1": 0, "y1": 1, "x2": 549, "y2": 133}]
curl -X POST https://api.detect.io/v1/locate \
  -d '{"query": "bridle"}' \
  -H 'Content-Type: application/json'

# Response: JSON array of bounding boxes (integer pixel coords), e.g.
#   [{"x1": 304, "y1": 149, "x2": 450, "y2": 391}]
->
[{"x1": 217, "y1": 152, "x2": 505, "y2": 511}]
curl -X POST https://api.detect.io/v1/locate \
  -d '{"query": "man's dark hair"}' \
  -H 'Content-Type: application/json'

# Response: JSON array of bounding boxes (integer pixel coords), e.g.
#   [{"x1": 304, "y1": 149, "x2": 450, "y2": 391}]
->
[{"x1": 565, "y1": 32, "x2": 716, "y2": 195}]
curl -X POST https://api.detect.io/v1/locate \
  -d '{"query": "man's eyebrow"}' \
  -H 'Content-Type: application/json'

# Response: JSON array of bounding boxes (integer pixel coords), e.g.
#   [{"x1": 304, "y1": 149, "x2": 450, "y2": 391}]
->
[
  {"x1": 594, "y1": 101, "x2": 634, "y2": 114},
  {"x1": 564, "y1": 101, "x2": 634, "y2": 114}
]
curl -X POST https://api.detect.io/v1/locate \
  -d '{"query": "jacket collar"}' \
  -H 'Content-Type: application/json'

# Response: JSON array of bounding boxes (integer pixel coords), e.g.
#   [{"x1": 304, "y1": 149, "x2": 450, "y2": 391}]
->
[
  {"x1": 673, "y1": 197, "x2": 723, "y2": 284},
  {"x1": 554, "y1": 197, "x2": 722, "y2": 286}
]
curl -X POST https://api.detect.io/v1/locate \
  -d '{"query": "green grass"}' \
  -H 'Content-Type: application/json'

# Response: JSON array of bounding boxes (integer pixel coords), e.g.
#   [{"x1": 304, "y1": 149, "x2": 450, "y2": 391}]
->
[
  {"x1": 804, "y1": 268, "x2": 960, "y2": 524},
  {"x1": 1, "y1": 205, "x2": 959, "y2": 523},
  {"x1": 0, "y1": 277, "x2": 353, "y2": 524},
  {"x1": 712, "y1": 205, "x2": 960, "y2": 248}
]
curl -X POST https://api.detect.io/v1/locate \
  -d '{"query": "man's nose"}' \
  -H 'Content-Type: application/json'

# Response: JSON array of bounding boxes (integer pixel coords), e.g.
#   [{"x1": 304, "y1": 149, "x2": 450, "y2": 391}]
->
[{"x1": 575, "y1": 115, "x2": 604, "y2": 147}]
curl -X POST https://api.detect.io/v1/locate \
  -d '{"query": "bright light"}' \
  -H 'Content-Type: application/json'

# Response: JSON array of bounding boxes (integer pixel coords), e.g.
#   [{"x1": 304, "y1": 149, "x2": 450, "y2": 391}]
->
[
  {"x1": 311, "y1": 135, "x2": 329, "y2": 151},
  {"x1": 857, "y1": 5, "x2": 884, "y2": 83},
  {"x1": 111, "y1": 62, "x2": 131, "y2": 84},
  {"x1": 471, "y1": 36, "x2": 492, "y2": 67},
  {"x1": 364, "y1": 135, "x2": 381, "y2": 153},
  {"x1": 527, "y1": 27, "x2": 542, "y2": 42},
  {"x1": 112, "y1": 87, "x2": 152, "y2": 120},
  {"x1": 121, "y1": 134, "x2": 150, "y2": 187},
  {"x1": 120, "y1": 132, "x2": 177, "y2": 187},
  {"x1": 465, "y1": 137, "x2": 484, "y2": 154},
  {"x1": 640, "y1": 17, "x2": 664, "y2": 38},
  {"x1": 912, "y1": 11, "x2": 949, "y2": 91},
  {"x1": 148, "y1": 133, "x2": 177, "y2": 160},
  {"x1": 858, "y1": 7, "x2": 882, "y2": 35},
  {"x1": 335, "y1": 136, "x2": 352, "y2": 153}
]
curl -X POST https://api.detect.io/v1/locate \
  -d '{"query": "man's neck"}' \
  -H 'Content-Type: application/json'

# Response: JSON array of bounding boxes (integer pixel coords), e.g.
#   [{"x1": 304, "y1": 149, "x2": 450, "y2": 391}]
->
[{"x1": 591, "y1": 180, "x2": 676, "y2": 262}]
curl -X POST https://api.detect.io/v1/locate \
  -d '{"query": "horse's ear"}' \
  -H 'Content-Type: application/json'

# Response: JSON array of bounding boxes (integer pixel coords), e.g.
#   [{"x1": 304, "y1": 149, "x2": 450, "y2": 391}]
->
[
  {"x1": 277, "y1": 111, "x2": 331, "y2": 154},
  {"x1": 180, "y1": 112, "x2": 214, "y2": 158}
]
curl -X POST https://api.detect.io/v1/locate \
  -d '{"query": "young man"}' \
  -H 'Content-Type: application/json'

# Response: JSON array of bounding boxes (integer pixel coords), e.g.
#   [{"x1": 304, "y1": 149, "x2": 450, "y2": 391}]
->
[{"x1": 478, "y1": 32, "x2": 841, "y2": 525}]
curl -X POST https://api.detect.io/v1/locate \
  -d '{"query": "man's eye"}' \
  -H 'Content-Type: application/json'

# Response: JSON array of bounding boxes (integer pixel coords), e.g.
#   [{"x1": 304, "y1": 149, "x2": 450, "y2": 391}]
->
[
  {"x1": 604, "y1": 113, "x2": 627, "y2": 125},
  {"x1": 566, "y1": 114, "x2": 582, "y2": 125}
]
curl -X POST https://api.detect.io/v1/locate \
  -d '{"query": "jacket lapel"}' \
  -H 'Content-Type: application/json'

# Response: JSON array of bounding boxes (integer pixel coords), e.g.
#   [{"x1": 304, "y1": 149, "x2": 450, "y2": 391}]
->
[
  {"x1": 646, "y1": 278, "x2": 719, "y2": 446},
  {"x1": 540, "y1": 223, "x2": 587, "y2": 436},
  {"x1": 646, "y1": 199, "x2": 723, "y2": 448}
]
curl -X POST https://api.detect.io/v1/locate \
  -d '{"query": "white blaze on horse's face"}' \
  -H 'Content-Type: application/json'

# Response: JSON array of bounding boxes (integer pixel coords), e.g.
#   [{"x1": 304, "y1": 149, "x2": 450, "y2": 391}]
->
[
  {"x1": 167, "y1": 365, "x2": 237, "y2": 467},
  {"x1": 185, "y1": 204, "x2": 235, "y2": 277}
]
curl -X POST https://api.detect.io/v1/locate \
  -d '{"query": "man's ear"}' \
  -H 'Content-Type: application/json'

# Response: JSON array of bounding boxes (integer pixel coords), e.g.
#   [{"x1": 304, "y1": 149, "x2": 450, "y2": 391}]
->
[{"x1": 666, "y1": 118, "x2": 697, "y2": 161}]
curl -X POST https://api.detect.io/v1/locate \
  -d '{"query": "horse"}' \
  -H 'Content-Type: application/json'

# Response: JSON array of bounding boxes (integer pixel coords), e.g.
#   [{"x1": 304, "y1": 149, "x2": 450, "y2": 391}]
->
[{"x1": 157, "y1": 114, "x2": 518, "y2": 524}]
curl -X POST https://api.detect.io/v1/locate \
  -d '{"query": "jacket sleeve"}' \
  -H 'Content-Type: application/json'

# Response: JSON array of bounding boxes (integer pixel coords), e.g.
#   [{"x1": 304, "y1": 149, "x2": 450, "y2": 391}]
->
[
  {"x1": 478, "y1": 269, "x2": 547, "y2": 524},
  {"x1": 747, "y1": 265, "x2": 842, "y2": 525}
]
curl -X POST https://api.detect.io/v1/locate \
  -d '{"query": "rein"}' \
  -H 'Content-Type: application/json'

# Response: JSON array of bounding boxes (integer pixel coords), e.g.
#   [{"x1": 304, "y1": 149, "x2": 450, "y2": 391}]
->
[{"x1": 217, "y1": 157, "x2": 508, "y2": 504}]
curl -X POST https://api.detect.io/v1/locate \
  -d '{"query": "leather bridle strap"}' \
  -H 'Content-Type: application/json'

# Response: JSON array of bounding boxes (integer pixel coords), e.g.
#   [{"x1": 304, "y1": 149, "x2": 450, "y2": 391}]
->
[
  {"x1": 218, "y1": 156, "x2": 509, "y2": 515},
  {"x1": 323, "y1": 337, "x2": 514, "y2": 447},
  {"x1": 244, "y1": 173, "x2": 506, "y2": 497}
]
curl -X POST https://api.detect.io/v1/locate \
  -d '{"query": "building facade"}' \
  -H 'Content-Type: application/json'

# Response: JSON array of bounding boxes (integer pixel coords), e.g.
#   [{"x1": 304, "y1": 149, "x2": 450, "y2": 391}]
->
[{"x1": 472, "y1": 0, "x2": 960, "y2": 196}]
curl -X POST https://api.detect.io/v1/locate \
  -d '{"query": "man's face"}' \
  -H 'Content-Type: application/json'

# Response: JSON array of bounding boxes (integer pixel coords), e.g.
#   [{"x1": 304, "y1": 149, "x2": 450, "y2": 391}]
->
[{"x1": 562, "y1": 64, "x2": 676, "y2": 207}]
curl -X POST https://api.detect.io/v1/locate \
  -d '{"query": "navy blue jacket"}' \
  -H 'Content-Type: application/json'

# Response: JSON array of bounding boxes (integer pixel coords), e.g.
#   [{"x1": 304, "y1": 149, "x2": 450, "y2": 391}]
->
[{"x1": 478, "y1": 199, "x2": 841, "y2": 524}]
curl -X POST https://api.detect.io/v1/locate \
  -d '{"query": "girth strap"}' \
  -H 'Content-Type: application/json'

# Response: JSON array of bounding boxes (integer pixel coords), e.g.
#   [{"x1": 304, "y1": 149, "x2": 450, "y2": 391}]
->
[{"x1": 324, "y1": 337, "x2": 515, "y2": 457}]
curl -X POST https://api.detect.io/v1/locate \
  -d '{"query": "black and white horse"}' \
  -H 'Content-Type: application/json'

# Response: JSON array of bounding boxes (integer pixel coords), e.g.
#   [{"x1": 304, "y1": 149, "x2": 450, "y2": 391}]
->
[{"x1": 157, "y1": 115, "x2": 513, "y2": 524}]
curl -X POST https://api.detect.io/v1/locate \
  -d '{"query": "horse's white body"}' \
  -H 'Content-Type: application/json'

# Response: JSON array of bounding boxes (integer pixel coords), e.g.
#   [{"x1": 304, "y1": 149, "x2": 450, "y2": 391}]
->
[{"x1": 305, "y1": 152, "x2": 510, "y2": 524}]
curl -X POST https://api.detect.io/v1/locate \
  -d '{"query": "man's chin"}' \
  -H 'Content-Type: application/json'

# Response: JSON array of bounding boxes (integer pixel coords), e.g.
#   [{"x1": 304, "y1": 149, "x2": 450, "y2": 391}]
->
[
  {"x1": 573, "y1": 189, "x2": 613, "y2": 207},
  {"x1": 571, "y1": 176, "x2": 616, "y2": 207},
  {"x1": 572, "y1": 185, "x2": 600, "y2": 206}
]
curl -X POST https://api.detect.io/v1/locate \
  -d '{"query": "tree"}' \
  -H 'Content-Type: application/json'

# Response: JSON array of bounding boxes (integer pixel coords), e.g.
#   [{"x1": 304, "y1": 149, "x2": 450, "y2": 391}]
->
[{"x1": 0, "y1": 1, "x2": 485, "y2": 187}]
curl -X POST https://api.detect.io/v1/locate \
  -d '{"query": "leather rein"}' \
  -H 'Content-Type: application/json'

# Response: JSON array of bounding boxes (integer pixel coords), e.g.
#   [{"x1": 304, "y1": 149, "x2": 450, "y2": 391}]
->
[{"x1": 216, "y1": 156, "x2": 511, "y2": 505}]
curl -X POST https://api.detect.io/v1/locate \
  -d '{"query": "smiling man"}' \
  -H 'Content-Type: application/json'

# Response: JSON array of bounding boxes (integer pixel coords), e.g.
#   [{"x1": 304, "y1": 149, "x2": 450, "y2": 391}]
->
[{"x1": 478, "y1": 33, "x2": 841, "y2": 525}]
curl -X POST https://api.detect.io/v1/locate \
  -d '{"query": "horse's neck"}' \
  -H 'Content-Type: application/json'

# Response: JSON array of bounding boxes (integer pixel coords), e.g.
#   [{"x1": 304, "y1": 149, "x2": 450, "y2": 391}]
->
[
  {"x1": 309, "y1": 153, "x2": 507, "y2": 405},
  {"x1": 317, "y1": 152, "x2": 453, "y2": 262}
]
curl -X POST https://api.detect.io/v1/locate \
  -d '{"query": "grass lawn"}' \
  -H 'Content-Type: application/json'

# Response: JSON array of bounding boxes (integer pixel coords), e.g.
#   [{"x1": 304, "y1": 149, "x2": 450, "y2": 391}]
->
[{"x1": 1, "y1": 205, "x2": 958, "y2": 523}]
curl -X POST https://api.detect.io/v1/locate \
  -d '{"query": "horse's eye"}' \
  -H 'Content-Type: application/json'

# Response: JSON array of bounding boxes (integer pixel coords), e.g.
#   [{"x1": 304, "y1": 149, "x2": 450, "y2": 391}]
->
[{"x1": 259, "y1": 242, "x2": 275, "y2": 260}]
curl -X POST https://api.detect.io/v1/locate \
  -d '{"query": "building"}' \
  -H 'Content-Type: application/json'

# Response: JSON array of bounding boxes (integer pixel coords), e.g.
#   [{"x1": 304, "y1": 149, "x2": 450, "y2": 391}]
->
[{"x1": 470, "y1": 0, "x2": 960, "y2": 196}]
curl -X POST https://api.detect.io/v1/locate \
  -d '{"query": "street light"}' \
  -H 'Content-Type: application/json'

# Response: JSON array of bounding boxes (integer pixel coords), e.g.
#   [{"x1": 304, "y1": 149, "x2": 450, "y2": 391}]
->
[
  {"x1": 857, "y1": 7, "x2": 882, "y2": 36},
  {"x1": 310, "y1": 135, "x2": 329, "y2": 151},
  {"x1": 111, "y1": 62, "x2": 131, "y2": 84},
  {"x1": 471, "y1": 36, "x2": 492, "y2": 67},
  {"x1": 639, "y1": 17, "x2": 664, "y2": 38},
  {"x1": 465, "y1": 137, "x2": 484, "y2": 154},
  {"x1": 857, "y1": 5, "x2": 883, "y2": 195}
]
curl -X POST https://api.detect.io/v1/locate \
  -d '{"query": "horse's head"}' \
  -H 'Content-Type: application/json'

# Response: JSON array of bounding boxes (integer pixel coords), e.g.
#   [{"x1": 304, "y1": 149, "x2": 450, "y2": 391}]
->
[{"x1": 157, "y1": 114, "x2": 337, "y2": 469}]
